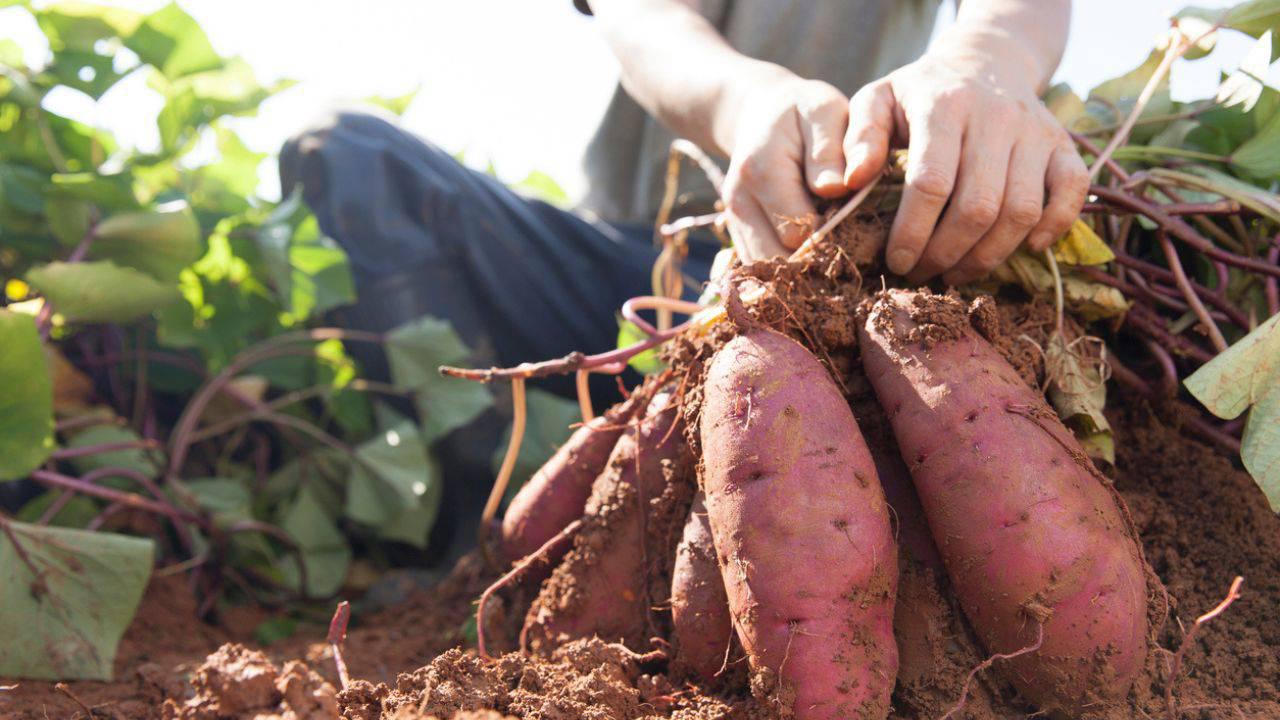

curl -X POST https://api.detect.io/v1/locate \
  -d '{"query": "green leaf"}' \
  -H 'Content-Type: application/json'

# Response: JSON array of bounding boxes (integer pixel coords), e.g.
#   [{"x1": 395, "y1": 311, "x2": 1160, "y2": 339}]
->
[
  {"x1": 26, "y1": 260, "x2": 180, "y2": 323},
  {"x1": 0, "y1": 163, "x2": 48, "y2": 216},
  {"x1": 256, "y1": 191, "x2": 355, "y2": 319},
  {"x1": 155, "y1": 60, "x2": 292, "y2": 153},
  {"x1": 45, "y1": 49, "x2": 131, "y2": 99},
  {"x1": 35, "y1": 2, "x2": 143, "y2": 52},
  {"x1": 49, "y1": 172, "x2": 139, "y2": 210},
  {"x1": 364, "y1": 88, "x2": 418, "y2": 116},
  {"x1": 252, "y1": 617, "x2": 298, "y2": 645},
  {"x1": 89, "y1": 200, "x2": 202, "y2": 281},
  {"x1": 44, "y1": 194, "x2": 92, "y2": 246},
  {"x1": 125, "y1": 2, "x2": 221, "y2": 78},
  {"x1": 512, "y1": 170, "x2": 569, "y2": 207},
  {"x1": 490, "y1": 388, "x2": 582, "y2": 499},
  {"x1": 278, "y1": 485, "x2": 350, "y2": 597},
  {"x1": 385, "y1": 316, "x2": 474, "y2": 384},
  {"x1": 346, "y1": 421, "x2": 437, "y2": 526},
  {"x1": 1230, "y1": 107, "x2": 1280, "y2": 180},
  {"x1": 1088, "y1": 49, "x2": 1175, "y2": 136},
  {"x1": 0, "y1": 310, "x2": 54, "y2": 481},
  {"x1": 183, "y1": 477, "x2": 252, "y2": 527},
  {"x1": 617, "y1": 317, "x2": 666, "y2": 374},
  {"x1": 1178, "y1": 1, "x2": 1280, "y2": 56},
  {"x1": 63, "y1": 425, "x2": 160, "y2": 478},
  {"x1": 0, "y1": 519, "x2": 153, "y2": 680},
  {"x1": 385, "y1": 317, "x2": 492, "y2": 442},
  {"x1": 1217, "y1": 31, "x2": 1275, "y2": 112},
  {"x1": 16, "y1": 491, "x2": 98, "y2": 528},
  {"x1": 1185, "y1": 313, "x2": 1280, "y2": 509}
]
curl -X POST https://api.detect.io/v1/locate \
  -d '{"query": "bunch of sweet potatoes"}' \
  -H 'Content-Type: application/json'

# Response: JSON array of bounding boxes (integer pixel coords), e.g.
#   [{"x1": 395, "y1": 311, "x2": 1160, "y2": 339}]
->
[{"x1": 497, "y1": 288, "x2": 1152, "y2": 720}]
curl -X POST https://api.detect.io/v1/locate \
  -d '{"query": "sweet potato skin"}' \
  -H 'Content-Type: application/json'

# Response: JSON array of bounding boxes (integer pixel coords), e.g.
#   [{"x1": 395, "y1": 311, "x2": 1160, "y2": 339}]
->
[
  {"x1": 858, "y1": 290, "x2": 1148, "y2": 713},
  {"x1": 501, "y1": 408, "x2": 627, "y2": 562},
  {"x1": 670, "y1": 492, "x2": 732, "y2": 682},
  {"x1": 701, "y1": 329, "x2": 897, "y2": 720},
  {"x1": 523, "y1": 391, "x2": 690, "y2": 651}
]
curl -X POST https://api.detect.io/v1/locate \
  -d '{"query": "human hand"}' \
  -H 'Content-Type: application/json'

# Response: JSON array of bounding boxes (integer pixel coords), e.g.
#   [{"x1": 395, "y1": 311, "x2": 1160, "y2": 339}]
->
[
  {"x1": 719, "y1": 72, "x2": 851, "y2": 262},
  {"x1": 843, "y1": 47, "x2": 1089, "y2": 285}
]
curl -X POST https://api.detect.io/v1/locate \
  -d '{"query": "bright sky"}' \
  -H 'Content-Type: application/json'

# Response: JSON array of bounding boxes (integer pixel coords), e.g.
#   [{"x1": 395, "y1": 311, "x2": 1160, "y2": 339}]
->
[{"x1": 0, "y1": 0, "x2": 1254, "y2": 201}]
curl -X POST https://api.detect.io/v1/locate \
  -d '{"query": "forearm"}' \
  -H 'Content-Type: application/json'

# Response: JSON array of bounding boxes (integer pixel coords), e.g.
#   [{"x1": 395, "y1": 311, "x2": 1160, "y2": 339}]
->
[
  {"x1": 937, "y1": 0, "x2": 1070, "y2": 93},
  {"x1": 587, "y1": 0, "x2": 792, "y2": 156}
]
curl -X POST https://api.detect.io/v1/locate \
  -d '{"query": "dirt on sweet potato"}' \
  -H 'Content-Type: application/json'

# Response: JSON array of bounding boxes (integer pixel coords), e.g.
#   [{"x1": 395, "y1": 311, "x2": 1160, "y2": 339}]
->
[{"x1": 3, "y1": 215, "x2": 1278, "y2": 720}]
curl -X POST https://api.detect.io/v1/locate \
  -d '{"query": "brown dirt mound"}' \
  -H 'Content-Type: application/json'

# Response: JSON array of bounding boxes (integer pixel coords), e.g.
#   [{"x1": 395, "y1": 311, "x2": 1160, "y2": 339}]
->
[{"x1": 3, "y1": 218, "x2": 1277, "y2": 720}]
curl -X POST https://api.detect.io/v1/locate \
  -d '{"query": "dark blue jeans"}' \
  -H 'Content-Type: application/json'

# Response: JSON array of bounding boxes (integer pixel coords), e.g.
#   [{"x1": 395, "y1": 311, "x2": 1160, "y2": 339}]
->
[{"x1": 279, "y1": 112, "x2": 715, "y2": 559}]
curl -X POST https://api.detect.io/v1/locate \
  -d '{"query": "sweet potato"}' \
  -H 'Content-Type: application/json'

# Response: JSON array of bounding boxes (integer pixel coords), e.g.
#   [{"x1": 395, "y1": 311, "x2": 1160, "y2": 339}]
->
[
  {"x1": 858, "y1": 289, "x2": 1148, "y2": 713},
  {"x1": 700, "y1": 328, "x2": 897, "y2": 720},
  {"x1": 670, "y1": 492, "x2": 732, "y2": 682},
  {"x1": 523, "y1": 390, "x2": 692, "y2": 651},
  {"x1": 501, "y1": 393, "x2": 641, "y2": 562}
]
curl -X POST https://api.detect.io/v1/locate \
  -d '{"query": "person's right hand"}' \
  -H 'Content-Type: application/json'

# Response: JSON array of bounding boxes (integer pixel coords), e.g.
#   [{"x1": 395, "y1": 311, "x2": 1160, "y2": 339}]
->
[{"x1": 720, "y1": 74, "x2": 851, "y2": 262}]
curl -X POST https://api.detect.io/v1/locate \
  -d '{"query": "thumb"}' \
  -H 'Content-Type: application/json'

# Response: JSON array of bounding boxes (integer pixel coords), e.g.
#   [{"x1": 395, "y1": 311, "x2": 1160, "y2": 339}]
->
[{"x1": 843, "y1": 80, "x2": 896, "y2": 189}]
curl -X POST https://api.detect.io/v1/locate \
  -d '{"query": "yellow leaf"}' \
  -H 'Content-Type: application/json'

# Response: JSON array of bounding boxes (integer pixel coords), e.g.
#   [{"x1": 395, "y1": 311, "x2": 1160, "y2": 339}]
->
[{"x1": 1052, "y1": 219, "x2": 1115, "y2": 266}]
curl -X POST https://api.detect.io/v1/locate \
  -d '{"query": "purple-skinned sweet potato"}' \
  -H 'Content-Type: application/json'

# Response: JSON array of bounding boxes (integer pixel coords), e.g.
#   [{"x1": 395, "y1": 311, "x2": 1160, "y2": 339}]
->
[
  {"x1": 501, "y1": 393, "x2": 641, "y2": 562},
  {"x1": 522, "y1": 389, "x2": 691, "y2": 651},
  {"x1": 858, "y1": 289, "x2": 1148, "y2": 714},
  {"x1": 670, "y1": 492, "x2": 732, "y2": 682},
  {"x1": 700, "y1": 328, "x2": 897, "y2": 720}
]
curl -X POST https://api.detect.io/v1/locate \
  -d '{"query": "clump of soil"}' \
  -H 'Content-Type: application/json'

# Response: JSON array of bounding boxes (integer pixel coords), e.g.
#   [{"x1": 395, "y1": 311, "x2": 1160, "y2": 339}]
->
[
  {"x1": 339, "y1": 638, "x2": 769, "y2": 720},
  {"x1": 3, "y1": 215, "x2": 1278, "y2": 720},
  {"x1": 162, "y1": 644, "x2": 337, "y2": 719}
]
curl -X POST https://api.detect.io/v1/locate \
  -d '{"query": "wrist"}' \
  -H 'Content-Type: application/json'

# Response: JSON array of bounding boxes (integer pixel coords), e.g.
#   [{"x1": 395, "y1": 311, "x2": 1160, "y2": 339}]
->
[{"x1": 927, "y1": 27, "x2": 1048, "y2": 95}]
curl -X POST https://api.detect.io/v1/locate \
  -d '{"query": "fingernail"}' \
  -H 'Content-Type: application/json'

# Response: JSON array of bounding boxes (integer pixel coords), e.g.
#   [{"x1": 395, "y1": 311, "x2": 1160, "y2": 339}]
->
[
  {"x1": 887, "y1": 248, "x2": 914, "y2": 275},
  {"x1": 1028, "y1": 231, "x2": 1051, "y2": 252},
  {"x1": 815, "y1": 169, "x2": 842, "y2": 190}
]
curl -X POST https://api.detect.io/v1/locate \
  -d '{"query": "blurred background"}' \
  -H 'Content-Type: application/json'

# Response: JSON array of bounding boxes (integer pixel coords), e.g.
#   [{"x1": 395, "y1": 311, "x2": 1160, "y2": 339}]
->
[{"x1": 0, "y1": 0, "x2": 1256, "y2": 202}]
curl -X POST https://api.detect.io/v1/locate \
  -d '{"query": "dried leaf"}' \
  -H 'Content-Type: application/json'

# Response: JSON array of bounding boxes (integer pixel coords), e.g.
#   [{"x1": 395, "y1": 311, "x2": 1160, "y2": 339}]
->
[{"x1": 1052, "y1": 219, "x2": 1115, "y2": 266}]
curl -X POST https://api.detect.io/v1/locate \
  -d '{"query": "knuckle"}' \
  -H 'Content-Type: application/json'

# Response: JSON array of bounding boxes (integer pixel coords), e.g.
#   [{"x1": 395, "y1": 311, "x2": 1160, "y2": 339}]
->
[
  {"x1": 970, "y1": 249, "x2": 1005, "y2": 274},
  {"x1": 959, "y1": 194, "x2": 1001, "y2": 228},
  {"x1": 1006, "y1": 199, "x2": 1044, "y2": 228},
  {"x1": 908, "y1": 166, "x2": 955, "y2": 202}
]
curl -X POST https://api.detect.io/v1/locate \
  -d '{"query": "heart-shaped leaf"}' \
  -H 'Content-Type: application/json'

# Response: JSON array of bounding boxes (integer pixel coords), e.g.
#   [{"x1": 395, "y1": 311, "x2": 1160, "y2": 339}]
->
[{"x1": 0, "y1": 519, "x2": 153, "y2": 680}]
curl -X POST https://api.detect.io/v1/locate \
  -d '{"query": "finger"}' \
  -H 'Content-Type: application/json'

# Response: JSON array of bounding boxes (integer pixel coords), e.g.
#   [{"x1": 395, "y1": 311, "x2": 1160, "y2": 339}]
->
[
  {"x1": 1027, "y1": 143, "x2": 1089, "y2": 252},
  {"x1": 799, "y1": 91, "x2": 850, "y2": 198},
  {"x1": 908, "y1": 115, "x2": 1014, "y2": 283},
  {"x1": 843, "y1": 80, "x2": 896, "y2": 190},
  {"x1": 746, "y1": 155, "x2": 818, "y2": 251},
  {"x1": 944, "y1": 140, "x2": 1050, "y2": 285},
  {"x1": 885, "y1": 102, "x2": 962, "y2": 276},
  {"x1": 724, "y1": 188, "x2": 787, "y2": 263}
]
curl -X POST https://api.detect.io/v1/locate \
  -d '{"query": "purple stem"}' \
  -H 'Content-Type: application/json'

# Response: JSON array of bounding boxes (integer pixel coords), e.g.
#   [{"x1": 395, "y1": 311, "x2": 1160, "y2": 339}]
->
[
  {"x1": 1267, "y1": 245, "x2": 1279, "y2": 318},
  {"x1": 1126, "y1": 306, "x2": 1216, "y2": 364},
  {"x1": 37, "y1": 490, "x2": 76, "y2": 525},
  {"x1": 1091, "y1": 186, "x2": 1280, "y2": 279},
  {"x1": 1156, "y1": 230, "x2": 1229, "y2": 352},
  {"x1": 30, "y1": 469, "x2": 202, "y2": 525},
  {"x1": 1113, "y1": 253, "x2": 1250, "y2": 328}
]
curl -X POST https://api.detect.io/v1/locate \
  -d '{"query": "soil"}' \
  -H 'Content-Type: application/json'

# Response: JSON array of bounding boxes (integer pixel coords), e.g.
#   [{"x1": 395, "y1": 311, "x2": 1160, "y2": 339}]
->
[{"x1": 3, "y1": 218, "x2": 1278, "y2": 720}]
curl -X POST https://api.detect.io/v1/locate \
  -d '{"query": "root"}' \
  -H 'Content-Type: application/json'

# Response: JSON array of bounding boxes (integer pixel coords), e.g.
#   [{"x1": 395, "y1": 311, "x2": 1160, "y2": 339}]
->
[
  {"x1": 939, "y1": 623, "x2": 1045, "y2": 720},
  {"x1": 477, "y1": 518, "x2": 585, "y2": 659},
  {"x1": 481, "y1": 378, "x2": 526, "y2": 532},
  {"x1": 576, "y1": 369, "x2": 594, "y2": 424},
  {"x1": 1165, "y1": 576, "x2": 1244, "y2": 720}
]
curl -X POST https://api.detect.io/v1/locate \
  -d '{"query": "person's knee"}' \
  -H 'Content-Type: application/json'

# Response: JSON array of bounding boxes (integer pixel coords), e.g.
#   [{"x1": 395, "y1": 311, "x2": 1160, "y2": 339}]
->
[{"x1": 279, "y1": 110, "x2": 402, "y2": 196}]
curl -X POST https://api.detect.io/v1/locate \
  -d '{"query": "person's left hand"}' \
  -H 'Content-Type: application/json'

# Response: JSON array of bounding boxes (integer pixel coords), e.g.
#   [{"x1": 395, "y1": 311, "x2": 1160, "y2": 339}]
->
[{"x1": 842, "y1": 47, "x2": 1089, "y2": 286}]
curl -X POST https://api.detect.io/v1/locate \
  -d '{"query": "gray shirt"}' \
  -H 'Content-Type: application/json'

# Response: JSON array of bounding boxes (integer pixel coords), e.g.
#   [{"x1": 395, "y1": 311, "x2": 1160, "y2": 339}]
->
[{"x1": 576, "y1": 0, "x2": 941, "y2": 224}]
